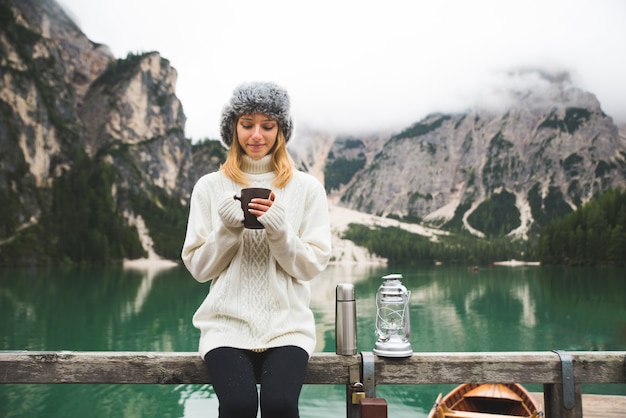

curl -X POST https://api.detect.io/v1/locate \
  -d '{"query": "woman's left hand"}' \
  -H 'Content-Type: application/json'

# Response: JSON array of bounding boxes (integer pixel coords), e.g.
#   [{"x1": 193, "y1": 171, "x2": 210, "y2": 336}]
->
[{"x1": 248, "y1": 191, "x2": 275, "y2": 217}]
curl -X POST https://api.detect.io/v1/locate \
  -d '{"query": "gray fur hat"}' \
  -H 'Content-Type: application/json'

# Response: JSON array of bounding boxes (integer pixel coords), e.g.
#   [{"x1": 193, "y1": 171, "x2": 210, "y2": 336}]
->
[{"x1": 220, "y1": 81, "x2": 294, "y2": 147}]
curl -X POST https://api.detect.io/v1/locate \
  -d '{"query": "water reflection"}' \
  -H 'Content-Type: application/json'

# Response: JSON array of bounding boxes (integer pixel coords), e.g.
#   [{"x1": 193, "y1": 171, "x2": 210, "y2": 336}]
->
[
  {"x1": 120, "y1": 262, "x2": 179, "y2": 321},
  {"x1": 310, "y1": 263, "x2": 385, "y2": 352},
  {"x1": 313, "y1": 265, "x2": 550, "y2": 353}
]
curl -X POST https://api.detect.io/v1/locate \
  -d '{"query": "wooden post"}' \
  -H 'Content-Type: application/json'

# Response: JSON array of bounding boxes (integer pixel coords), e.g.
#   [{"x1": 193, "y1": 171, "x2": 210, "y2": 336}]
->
[
  {"x1": 347, "y1": 364, "x2": 362, "y2": 418},
  {"x1": 544, "y1": 383, "x2": 583, "y2": 418}
]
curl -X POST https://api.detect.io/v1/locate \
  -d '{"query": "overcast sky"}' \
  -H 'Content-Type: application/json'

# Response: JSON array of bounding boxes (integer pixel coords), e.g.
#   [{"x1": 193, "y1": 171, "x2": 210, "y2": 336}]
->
[{"x1": 58, "y1": 0, "x2": 626, "y2": 141}]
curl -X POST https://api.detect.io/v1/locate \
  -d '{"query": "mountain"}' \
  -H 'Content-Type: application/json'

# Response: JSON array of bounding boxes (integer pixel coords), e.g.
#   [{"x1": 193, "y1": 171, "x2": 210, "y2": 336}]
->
[
  {"x1": 317, "y1": 71, "x2": 626, "y2": 240},
  {"x1": 1, "y1": 0, "x2": 195, "y2": 265},
  {"x1": 1, "y1": 0, "x2": 625, "y2": 266}
]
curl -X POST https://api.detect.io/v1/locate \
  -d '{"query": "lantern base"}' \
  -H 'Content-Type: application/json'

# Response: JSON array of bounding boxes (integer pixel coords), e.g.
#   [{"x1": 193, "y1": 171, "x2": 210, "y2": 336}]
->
[{"x1": 373, "y1": 340, "x2": 413, "y2": 358}]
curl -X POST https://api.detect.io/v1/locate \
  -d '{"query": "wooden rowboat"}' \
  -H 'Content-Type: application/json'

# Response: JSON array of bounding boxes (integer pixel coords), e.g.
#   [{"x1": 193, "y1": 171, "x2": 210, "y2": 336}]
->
[{"x1": 427, "y1": 383, "x2": 542, "y2": 418}]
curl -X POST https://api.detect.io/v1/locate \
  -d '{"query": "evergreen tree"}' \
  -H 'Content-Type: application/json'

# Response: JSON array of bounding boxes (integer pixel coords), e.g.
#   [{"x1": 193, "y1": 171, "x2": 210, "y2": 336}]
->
[{"x1": 539, "y1": 188, "x2": 626, "y2": 266}]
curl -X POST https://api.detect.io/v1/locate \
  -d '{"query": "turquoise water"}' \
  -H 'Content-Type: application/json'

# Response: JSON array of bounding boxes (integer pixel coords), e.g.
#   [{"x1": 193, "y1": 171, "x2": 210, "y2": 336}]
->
[{"x1": 1, "y1": 263, "x2": 625, "y2": 417}]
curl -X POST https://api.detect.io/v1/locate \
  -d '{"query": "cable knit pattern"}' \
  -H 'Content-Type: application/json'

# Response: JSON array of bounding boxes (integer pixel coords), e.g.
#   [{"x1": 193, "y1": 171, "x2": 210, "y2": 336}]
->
[
  {"x1": 241, "y1": 230, "x2": 274, "y2": 337},
  {"x1": 182, "y1": 155, "x2": 332, "y2": 358}
]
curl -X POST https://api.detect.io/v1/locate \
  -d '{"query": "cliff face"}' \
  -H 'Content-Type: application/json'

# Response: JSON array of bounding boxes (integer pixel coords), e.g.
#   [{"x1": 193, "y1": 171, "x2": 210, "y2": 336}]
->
[
  {"x1": 1, "y1": 0, "x2": 111, "y2": 214},
  {"x1": 330, "y1": 73, "x2": 626, "y2": 238},
  {"x1": 0, "y1": 0, "x2": 194, "y2": 264},
  {"x1": 78, "y1": 52, "x2": 191, "y2": 197}
]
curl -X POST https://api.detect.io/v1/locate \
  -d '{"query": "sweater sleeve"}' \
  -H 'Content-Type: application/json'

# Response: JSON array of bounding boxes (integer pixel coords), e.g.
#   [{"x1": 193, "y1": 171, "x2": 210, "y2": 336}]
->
[
  {"x1": 260, "y1": 178, "x2": 331, "y2": 281},
  {"x1": 181, "y1": 178, "x2": 244, "y2": 283}
]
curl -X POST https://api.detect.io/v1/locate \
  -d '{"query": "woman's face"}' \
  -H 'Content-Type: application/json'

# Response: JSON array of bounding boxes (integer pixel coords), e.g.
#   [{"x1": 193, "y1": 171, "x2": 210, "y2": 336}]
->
[{"x1": 236, "y1": 113, "x2": 278, "y2": 160}]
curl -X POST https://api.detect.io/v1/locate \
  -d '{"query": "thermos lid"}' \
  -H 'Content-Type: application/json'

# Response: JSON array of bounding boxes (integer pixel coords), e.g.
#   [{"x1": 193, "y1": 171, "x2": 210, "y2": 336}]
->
[{"x1": 336, "y1": 283, "x2": 355, "y2": 301}]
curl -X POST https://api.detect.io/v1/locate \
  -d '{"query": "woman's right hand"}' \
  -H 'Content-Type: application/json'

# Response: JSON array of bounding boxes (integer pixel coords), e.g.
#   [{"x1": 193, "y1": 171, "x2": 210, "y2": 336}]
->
[{"x1": 217, "y1": 192, "x2": 244, "y2": 228}]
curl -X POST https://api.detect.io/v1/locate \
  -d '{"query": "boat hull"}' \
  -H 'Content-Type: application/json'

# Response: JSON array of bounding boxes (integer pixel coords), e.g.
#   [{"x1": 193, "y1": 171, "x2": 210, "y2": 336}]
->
[{"x1": 427, "y1": 383, "x2": 542, "y2": 418}]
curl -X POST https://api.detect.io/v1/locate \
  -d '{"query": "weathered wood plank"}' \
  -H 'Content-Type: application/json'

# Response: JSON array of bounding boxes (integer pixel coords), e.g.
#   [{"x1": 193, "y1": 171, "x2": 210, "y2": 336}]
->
[
  {"x1": 0, "y1": 351, "x2": 359, "y2": 385},
  {"x1": 374, "y1": 351, "x2": 626, "y2": 385},
  {"x1": 0, "y1": 351, "x2": 208, "y2": 384},
  {"x1": 1, "y1": 351, "x2": 624, "y2": 386},
  {"x1": 375, "y1": 351, "x2": 559, "y2": 384}
]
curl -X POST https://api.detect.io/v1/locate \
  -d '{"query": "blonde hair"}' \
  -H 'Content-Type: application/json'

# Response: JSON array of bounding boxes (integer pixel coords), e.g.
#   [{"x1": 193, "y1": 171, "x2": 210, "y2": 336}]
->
[{"x1": 220, "y1": 127, "x2": 294, "y2": 188}]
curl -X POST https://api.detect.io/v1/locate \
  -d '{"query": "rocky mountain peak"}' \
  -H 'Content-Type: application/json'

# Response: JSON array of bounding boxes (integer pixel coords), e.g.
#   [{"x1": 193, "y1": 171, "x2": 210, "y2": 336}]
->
[
  {"x1": 324, "y1": 70, "x2": 626, "y2": 239},
  {"x1": 1, "y1": 0, "x2": 192, "y2": 264}
]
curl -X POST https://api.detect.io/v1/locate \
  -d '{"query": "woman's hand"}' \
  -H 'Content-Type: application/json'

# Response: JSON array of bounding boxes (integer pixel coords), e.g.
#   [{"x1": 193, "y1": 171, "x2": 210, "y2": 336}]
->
[
  {"x1": 247, "y1": 191, "x2": 275, "y2": 217},
  {"x1": 217, "y1": 192, "x2": 245, "y2": 228}
]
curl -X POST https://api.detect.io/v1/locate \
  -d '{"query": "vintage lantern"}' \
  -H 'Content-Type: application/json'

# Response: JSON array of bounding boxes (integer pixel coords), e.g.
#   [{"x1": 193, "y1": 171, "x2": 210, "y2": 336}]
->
[{"x1": 373, "y1": 273, "x2": 413, "y2": 357}]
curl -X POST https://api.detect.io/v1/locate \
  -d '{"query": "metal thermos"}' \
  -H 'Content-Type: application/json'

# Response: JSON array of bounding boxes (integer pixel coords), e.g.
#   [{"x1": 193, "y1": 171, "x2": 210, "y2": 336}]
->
[{"x1": 336, "y1": 283, "x2": 357, "y2": 355}]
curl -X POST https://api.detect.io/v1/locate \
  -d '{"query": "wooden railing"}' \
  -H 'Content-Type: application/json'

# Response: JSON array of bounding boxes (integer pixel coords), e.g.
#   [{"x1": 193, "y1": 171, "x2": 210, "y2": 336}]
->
[{"x1": 1, "y1": 350, "x2": 625, "y2": 418}]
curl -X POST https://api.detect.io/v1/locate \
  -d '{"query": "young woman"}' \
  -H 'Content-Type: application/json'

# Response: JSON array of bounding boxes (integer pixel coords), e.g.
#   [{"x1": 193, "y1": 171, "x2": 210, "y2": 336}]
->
[{"x1": 181, "y1": 81, "x2": 332, "y2": 418}]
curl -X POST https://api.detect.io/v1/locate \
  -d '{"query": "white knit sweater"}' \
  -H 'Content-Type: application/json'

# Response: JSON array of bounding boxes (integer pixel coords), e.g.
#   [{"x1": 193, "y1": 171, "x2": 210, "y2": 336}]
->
[{"x1": 181, "y1": 155, "x2": 332, "y2": 358}]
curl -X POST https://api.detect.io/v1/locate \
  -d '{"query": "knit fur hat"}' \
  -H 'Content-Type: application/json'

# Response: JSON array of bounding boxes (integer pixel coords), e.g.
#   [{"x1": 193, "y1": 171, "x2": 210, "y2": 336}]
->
[{"x1": 220, "y1": 81, "x2": 294, "y2": 147}]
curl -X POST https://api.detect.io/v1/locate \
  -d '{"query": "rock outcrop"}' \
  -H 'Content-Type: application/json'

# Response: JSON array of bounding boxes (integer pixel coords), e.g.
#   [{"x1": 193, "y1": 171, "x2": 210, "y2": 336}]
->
[{"x1": 329, "y1": 71, "x2": 626, "y2": 239}]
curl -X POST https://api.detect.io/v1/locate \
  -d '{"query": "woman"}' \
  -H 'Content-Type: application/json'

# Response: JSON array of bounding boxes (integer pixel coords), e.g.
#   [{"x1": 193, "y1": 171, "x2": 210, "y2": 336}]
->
[{"x1": 181, "y1": 81, "x2": 332, "y2": 418}]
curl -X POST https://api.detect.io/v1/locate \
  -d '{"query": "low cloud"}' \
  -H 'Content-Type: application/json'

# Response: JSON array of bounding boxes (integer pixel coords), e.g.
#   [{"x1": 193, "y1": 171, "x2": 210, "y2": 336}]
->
[{"x1": 60, "y1": 0, "x2": 626, "y2": 139}]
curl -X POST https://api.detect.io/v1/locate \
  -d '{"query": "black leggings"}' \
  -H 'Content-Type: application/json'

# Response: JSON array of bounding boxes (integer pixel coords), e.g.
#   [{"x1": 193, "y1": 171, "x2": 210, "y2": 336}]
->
[{"x1": 204, "y1": 346, "x2": 309, "y2": 418}]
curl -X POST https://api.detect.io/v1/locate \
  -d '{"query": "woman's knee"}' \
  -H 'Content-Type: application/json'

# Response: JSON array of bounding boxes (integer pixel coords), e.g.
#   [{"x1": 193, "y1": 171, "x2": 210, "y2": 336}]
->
[
  {"x1": 219, "y1": 396, "x2": 258, "y2": 418},
  {"x1": 260, "y1": 393, "x2": 299, "y2": 418},
  {"x1": 204, "y1": 348, "x2": 259, "y2": 418}
]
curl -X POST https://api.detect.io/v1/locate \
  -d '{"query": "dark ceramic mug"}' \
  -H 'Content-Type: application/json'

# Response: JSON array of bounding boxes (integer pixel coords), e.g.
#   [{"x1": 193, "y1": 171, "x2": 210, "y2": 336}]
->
[{"x1": 234, "y1": 187, "x2": 272, "y2": 229}]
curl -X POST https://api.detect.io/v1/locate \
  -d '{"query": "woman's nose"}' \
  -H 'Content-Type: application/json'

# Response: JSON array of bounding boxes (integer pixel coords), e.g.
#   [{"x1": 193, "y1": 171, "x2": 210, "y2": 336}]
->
[{"x1": 250, "y1": 125, "x2": 262, "y2": 139}]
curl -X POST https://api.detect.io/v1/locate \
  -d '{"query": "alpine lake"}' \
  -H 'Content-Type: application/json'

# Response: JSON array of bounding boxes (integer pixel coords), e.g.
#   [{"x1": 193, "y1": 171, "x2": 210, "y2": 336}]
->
[{"x1": 1, "y1": 262, "x2": 625, "y2": 417}]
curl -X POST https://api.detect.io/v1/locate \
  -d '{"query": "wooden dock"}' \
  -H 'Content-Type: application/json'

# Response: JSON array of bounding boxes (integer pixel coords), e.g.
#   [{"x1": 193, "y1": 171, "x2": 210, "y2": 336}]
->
[
  {"x1": 1, "y1": 350, "x2": 625, "y2": 418},
  {"x1": 530, "y1": 393, "x2": 626, "y2": 418}
]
